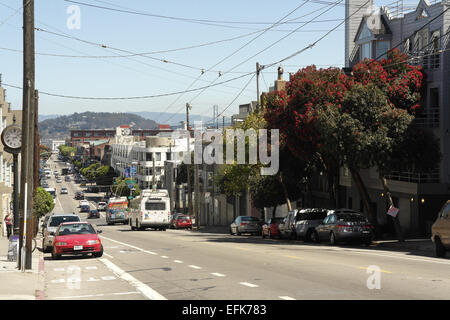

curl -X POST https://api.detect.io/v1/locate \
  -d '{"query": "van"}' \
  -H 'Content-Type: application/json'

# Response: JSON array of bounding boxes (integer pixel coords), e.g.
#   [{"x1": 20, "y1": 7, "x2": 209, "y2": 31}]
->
[{"x1": 431, "y1": 200, "x2": 450, "y2": 258}]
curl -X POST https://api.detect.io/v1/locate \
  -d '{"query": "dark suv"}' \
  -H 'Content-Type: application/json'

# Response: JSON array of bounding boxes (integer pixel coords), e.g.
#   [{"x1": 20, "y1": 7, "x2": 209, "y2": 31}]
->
[{"x1": 75, "y1": 191, "x2": 84, "y2": 200}]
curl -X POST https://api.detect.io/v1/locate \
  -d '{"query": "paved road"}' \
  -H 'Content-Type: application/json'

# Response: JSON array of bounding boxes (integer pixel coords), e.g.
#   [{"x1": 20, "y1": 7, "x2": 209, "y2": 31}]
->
[{"x1": 40, "y1": 155, "x2": 450, "y2": 300}]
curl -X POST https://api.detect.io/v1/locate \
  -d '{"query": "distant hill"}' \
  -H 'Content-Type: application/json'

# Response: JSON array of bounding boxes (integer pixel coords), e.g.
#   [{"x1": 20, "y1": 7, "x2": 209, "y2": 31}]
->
[
  {"x1": 39, "y1": 112, "x2": 158, "y2": 141},
  {"x1": 132, "y1": 111, "x2": 212, "y2": 125},
  {"x1": 39, "y1": 114, "x2": 60, "y2": 121}
]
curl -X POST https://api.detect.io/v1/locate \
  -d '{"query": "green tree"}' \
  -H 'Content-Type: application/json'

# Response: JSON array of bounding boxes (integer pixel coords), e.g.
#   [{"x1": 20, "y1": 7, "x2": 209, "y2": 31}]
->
[
  {"x1": 96, "y1": 165, "x2": 117, "y2": 187},
  {"x1": 33, "y1": 187, "x2": 55, "y2": 219},
  {"x1": 111, "y1": 177, "x2": 141, "y2": 198}
]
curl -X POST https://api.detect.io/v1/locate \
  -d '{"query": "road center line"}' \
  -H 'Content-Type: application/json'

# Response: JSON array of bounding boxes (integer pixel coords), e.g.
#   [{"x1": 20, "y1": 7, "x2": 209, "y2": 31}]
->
[
  {"x1": 99, "y1": 258, "x2": 167, "y2": 300},
  {"x1": 174, "y1": 260, "x2": 183, "y2": 263}
]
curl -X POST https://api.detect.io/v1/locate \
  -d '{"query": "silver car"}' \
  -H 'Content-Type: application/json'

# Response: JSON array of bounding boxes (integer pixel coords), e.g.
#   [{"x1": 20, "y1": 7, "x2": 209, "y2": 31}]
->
[
  {"x1": 294, "y1": 208, "x2": 330, "y2": 241},
  {"x1": 313, "y1": 211, "x2": 374, "y2": 246},
  {"x1": 42, "y1": 213, "x2": 80, "y2": 253},
  {"x1": 229, "y1": 216, "x2": 261, "y2": 236}
]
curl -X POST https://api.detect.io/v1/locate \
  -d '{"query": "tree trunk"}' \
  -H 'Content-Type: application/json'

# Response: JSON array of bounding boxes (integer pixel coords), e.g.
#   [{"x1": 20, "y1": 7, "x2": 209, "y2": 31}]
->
[
  {"x1": 307, "y1": 178, "x2": 315, "y2": 207},
  {"x1": 379, "y1": 174, "x2": 404, "y2": 242},
  {"x1": 350, "y1": 168, "x2": 376, "y2": 225},
  {"x1": 272, "y1": 205, "x2": 277, "y2": 219},
  {"x1": 278, "y1": 173, "x2": 292, "y2": 212}
]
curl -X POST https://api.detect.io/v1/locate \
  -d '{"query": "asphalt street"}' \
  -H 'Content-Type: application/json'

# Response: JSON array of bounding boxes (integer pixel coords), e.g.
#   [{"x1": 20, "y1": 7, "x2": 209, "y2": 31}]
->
[{"x1": 40, "y1": 156, "x2": 450, "y2": 300}]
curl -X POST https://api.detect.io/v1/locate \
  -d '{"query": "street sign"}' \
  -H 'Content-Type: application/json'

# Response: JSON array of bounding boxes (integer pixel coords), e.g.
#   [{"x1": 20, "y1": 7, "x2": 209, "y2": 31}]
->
[
  {"x1": 128, "y1": 196, "x2": 134, "y2": 199},
  {"x1": 127, "y1": 184, "x2": 135, "y2": 189}
]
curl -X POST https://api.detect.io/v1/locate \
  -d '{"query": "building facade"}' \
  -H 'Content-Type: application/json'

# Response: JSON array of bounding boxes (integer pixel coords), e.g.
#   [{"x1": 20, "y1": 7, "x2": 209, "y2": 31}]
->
[
  {"x1": 70, "y1": 125, "x2": 173, "y2": 147},
  {"x1": 111, "y1": 130, "x2": 192, "y2": 190},
  {"x1": 0, "y1": 79, "x2": 22, "y2": 237},
  {"x1": 342, "y1": 0, "x2": 450, "y2": 236}
]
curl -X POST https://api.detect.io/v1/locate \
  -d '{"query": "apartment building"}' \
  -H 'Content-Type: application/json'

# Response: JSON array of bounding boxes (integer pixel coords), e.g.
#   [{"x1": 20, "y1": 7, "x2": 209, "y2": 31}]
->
[
  {"x1": 0, "y1": 78, "x2": 22, "y2": 237},
  {"x1": 111, "y1": 128, "x2": 192, "y2": 190},
  {"x1": 342, "y1": 0, "x2": 450, "y2": 236}
]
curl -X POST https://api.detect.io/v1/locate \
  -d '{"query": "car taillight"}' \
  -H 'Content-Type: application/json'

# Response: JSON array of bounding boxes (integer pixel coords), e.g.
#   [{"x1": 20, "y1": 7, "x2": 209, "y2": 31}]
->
[{"x1": 240, "y1": 222, "x2": 247, "y2": 226}]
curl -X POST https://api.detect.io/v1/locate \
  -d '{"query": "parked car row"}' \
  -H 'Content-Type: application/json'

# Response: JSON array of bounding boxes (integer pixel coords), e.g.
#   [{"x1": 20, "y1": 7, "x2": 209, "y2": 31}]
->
[{"x1": 230, "y1": 208, "x2": 375, "y2": 247}]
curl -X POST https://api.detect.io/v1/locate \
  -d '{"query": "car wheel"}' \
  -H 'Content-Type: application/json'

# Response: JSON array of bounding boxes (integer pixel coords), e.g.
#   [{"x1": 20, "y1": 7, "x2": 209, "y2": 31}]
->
[
  {"x1": 305, "y1": 229, "x2": 314, "y2": 242},
  {"x1": 268, "y1": 230, "x2": 272, "y2": 239},
  {"x1": 229, "y1": 228, "x2": 233, "y2": 235},
  {"x1": 236, "y1": 228, "x2": 241, "y2": 236},
  {"x1": 435, "y1": 237, "x2": 446, "y2": 258},
  {"x1": 330, "y1": 232, "x2": 337, "y2": 246},
  {"x1": 93, "y1": 245, "x2": 103, "y2": 258}
]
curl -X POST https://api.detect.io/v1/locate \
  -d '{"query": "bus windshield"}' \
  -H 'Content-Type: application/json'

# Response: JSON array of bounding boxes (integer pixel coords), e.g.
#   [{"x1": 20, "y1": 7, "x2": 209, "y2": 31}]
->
[{"x1": 145, "y1": 202, "x2": 166, "y2": 211}]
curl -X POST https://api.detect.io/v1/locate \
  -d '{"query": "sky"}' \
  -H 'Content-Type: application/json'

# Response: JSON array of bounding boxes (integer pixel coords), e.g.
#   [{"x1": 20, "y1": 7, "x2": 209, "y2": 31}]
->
[{"x1": 0, "y1": 0, "x2": 412, "y2": 124}]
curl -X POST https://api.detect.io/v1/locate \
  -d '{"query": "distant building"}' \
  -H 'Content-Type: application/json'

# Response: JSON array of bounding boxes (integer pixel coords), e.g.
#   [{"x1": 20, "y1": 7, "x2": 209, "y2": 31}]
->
[
  {"x1": 70, "y1": 125, "x2": 172, "y2": 147},
  {"x1": 51, "y1": 140, "x2": 66, "y2": 151},
  {"x1": 111, "y1": 129, "x2": 192, "y2": 190}
]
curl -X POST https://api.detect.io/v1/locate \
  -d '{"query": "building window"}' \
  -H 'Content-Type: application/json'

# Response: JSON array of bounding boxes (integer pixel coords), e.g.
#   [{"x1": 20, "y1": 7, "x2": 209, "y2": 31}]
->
[
  {"x1": 155, "y1": 153, "x2": 161, "y2": 161},
  {"x1": 361, "y1": 42, "x2": 372, "y2": 60},
  {"x1": 376, "y1": 40, "x2": 389, "y2": 60},
  {"x1": 166, "y1": 152, "x2": 172, "y2": 160},
  {"x1": 146, "y1": 152, "x2": 153, "y2": 161},
  {"x1": 85, "y1": 132, "x2": 91, "y2": 137}
]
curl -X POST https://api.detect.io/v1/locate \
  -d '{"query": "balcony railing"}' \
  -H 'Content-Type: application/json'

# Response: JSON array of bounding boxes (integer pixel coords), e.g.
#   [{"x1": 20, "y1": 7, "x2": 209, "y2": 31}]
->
[
  {"x1": 385, "y1": 170, "x2": 440, "y2": 183},
  {"x1": 413, "y1": 106, "x2": 440, "y2": 128},
  {"x1": 409, "y1": 50, "x2": 440, "y2": 69}
]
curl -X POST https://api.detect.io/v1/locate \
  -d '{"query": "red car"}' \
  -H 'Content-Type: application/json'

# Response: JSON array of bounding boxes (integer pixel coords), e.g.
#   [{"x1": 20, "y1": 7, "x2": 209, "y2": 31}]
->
[
  {"x1": 174, "y1": 215, "x2": 192, "y2": 229},
  {"x1": 52, "y1": 222, "x2": 103, "y2": 259},
  {"x1": 262, "y1": 217, "x2": 285, "y2": 239}
]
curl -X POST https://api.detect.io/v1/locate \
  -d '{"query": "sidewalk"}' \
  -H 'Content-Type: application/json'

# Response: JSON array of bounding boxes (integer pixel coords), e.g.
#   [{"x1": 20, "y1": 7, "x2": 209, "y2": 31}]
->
[
  {"x1": 372, "y1": 238, "x2": 434, "y2": 253},
  {"x1": 0, "y1": 235, "x2": 45, "y2": 300}
]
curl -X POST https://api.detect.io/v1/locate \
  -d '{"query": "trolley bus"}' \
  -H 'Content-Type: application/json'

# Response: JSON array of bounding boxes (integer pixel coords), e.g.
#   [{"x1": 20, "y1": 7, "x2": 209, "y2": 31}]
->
[
  {"x1": 106, "y1": 197, "x2": 129, "y2": 225},
  {"x1": 129, "y1": 189, "x2": 171, "y2": 231}
]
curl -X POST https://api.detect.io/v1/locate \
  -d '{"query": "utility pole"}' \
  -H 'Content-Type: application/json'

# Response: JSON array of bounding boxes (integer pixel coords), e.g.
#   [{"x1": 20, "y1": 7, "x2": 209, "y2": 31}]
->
[
  {"x1": 33, "y1": 90, "x2": 39, "y2": 237},
  {"x1": 194, "y1": 164, "x2": 200, "y2": 229},
  {"x1": 222, "y1": 116, "x2": 225, "y2": 131},
  {"x1": 186, "y1": 103, "x2": 193, "y2": 217},
  {"x1": 256, "y1": 62, "x2": 261, "y2": 112},
  {"x1": 19, "y1": 0, "x2": 35, "y2": 271}
]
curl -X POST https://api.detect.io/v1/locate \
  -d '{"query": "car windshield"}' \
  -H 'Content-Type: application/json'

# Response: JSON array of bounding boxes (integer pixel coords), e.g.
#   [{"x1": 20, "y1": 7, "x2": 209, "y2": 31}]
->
[
  {"x1": 178, "y1": 216, "x2": 190, "y2": 221},
  {"x1": 50, "y1": 215, "x2": 80, "y2": 227},
  {"x1": 298, "y1": 209, "x2": 329, "y2": 220},
  {"x1": 241, "y1": 216, "x2": 259, "y2": 222},
  {"x1": 57, "y1": 223, "x2": 96, "y2": 235},
  {"x1": 337, "y1": 214, "x2": 367, "y2": 222}
]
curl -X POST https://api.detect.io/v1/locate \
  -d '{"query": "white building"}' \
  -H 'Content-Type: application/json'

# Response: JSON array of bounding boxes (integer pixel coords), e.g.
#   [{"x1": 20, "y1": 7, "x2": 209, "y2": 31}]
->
[
  {"x1": 51, "y1": 140, "x2": 66, "y2": 151},
  {"x1": 111, "y1": 130, "x2": 193, "y2": 190}
]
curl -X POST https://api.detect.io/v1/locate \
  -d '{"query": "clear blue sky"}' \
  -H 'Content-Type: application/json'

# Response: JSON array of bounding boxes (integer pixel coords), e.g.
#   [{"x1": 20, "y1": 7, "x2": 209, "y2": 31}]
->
[{"x1": 0, "y1": 0, "x2": 393, "y2": 124}]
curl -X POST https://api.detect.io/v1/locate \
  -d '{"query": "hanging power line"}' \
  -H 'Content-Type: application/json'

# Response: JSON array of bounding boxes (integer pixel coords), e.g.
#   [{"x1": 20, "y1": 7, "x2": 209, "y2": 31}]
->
[{"x1": 1, "y1": 72, "x2": 254, "y2": 100}]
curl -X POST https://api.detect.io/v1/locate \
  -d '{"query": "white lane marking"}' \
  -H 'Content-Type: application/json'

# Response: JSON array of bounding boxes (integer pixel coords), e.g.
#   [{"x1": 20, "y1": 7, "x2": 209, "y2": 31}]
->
[
  {"x1": 239, "y1": 282, "x2": 259, "y2": 288},
  {"x1": 173, "y1": 260, "x2": 183, "y2": 263},
  {"x1": 99, "y1": 258, "x2": 167, "y2": 300},
  {"x1": 103, "y1": 252, "x2": 114, "y2": 259},
  {"x1": 85, "y1": 266, "x2": 97, "y2": 270},
  {"x1": 211, "y1": 273, "x2": 225, "y2": 277},
  {"x1": 100, "y1": 236, "x2": 157, "y2": 255},
  {"x1": 161, "y1": 256, "x2": 169, "y2": 259},
  {"x1": 87, "y1": 277, "x2": 100, "y2": 282},
  {"x1": 53, "y1": 268, "x2": 65, "y2": 272},
  {"x1": 50, "y1": 279, "x2": 65, "y2": 283},
  {"x1": 188, "y1": 265, "x2": 202, "y2": 270},
  {"x1": 279, "y1": 296, "x2": 295, "y2": 300},
  {"x1": 101, "y1": 276, "x2": 116, "y2": 281},
  {"x1": 54, "y1": 292, "x2": 140, "y2": 299}
]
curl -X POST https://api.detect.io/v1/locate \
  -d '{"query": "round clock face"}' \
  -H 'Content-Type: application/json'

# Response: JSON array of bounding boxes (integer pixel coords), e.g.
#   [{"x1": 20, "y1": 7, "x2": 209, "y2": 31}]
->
[
  {"x1": 123, "y1": 128, "x2": 131, "y2": 136},
  {"x1": 2, "y1": 126, "x2": 22, "y2": 150}
]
